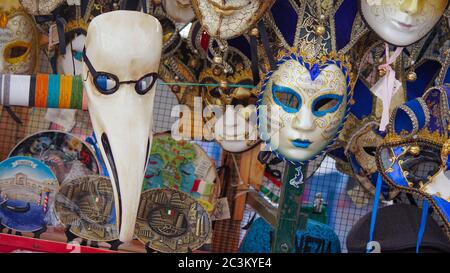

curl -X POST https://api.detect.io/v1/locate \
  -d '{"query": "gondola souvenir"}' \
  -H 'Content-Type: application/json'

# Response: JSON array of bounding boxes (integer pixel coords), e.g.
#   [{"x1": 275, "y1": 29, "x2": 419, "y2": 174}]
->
[
  {"x1": 134, "y1": 188, "x2": 212, "y2": 253},
  {"x1": 0, "y1": 156, "x2": 58, "y2": 233},
  {"x1": 54, "y1": 175, "x2": 118, "y2": 242},
  {"x1": 9, "y1": 131, "x2": 100, "y2": 184},
  {"x1": 83, "y1": 11, "x2": 162, "y2": 242}
]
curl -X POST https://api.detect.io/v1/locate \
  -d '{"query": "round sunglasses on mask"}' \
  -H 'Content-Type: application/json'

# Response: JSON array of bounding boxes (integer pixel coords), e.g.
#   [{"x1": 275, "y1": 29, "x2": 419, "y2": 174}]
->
[{"x1": 83, "y1": 48, "x2": 158, "y2": 95}]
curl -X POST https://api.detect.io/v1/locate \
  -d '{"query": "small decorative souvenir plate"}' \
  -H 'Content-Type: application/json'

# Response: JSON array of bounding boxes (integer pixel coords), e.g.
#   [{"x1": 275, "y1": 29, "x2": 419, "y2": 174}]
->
[
  {"x1": 135, "y1": 188, "x2": 212, "y2": 253},
  {"x1": 9, "y1": 131, "x2": 100, "y2": 184},
  {"x1": 54, "y1": 175, "x2": 118, "y2": 242},
  {"x1": 0, "y1": 156, "x2": 58, "y2": 233},
  {"x1": 143, "y1": 133, "x2": 217, "y2": 207}
]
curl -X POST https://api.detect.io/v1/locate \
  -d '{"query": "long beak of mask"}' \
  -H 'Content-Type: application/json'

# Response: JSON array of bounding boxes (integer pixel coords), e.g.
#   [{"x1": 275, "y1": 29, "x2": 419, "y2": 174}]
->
[{"x1": 83, "y1": 11, "x2": 162, "y2": 242}]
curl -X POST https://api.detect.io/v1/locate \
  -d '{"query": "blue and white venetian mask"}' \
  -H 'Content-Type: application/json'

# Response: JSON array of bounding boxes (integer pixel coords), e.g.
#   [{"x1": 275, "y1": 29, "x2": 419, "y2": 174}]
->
[{"x1": 257, "y1": 53, "x2": 353, "y2": 163}]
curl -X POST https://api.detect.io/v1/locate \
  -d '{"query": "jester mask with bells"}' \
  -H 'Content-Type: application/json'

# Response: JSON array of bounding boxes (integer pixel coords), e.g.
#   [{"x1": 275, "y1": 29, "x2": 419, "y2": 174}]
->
[
  {"x1": 345, "y1": 121, "x2": 399, "y2": 201},
  {"x1": 360, "y1": 0, "x2": 449, "y2": 46},
  {"x1": 0, "y1": 0, "x2": 39, "y2": 74},
  {"x1": 258, "y1": 52, "x2": 353, "y2": 164},
  {"x1": 56, "y1": 4, "x2": 89, "y2": 76},
  {"x1": 191, "y1": 0, "x2": 275, "y2": 39},
  {"x1": 200, "y1": 48, "x2": 260, "y2": 153},
  {"x1": 83, "y1": 11, "x2": 162, "y2": 242},
  {"x1": 376, "y1": 86, "x2": 450, "y2": 232}
]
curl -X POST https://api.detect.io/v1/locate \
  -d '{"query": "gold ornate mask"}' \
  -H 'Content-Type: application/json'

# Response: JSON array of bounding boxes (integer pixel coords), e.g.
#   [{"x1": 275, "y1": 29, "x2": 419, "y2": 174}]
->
[
  {"x1": 19, "y1": 0, "x2": 65, "y2": 16},
  {"x1": 346, "y1": 122, "x2": 400, "y2": 200},
  {"x1": 191, "y1": 0, "x2": 275, "y2": 39},
  {"x1": 0, "y1": 2, "x2": 39, "y2": 74},
  {"x1": 200, "y1": 47, "x2": 256, "y2": 107},
  {"x1": 200, "y1": 69, "x2": 255, "y2": 107}
]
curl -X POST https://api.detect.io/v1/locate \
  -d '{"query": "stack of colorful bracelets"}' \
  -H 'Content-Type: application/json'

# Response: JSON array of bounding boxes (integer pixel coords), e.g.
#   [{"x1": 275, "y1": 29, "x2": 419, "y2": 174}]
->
[{"x1": 0, "y1": 74, "x2": 87, "y2": 110}]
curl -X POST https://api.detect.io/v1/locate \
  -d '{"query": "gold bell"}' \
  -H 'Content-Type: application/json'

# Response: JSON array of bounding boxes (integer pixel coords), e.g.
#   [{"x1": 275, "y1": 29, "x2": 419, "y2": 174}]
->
[
  {"x1": 219, "y1": 81, "x2": 228, "y2": 89},
  {"x1": 378, "y1": 68, "x2": 387, "y2": 77},
  {"x1": 189, "y1": 58, "x2": 200, "y2": 69},
  {"x1": 249, "y1": 28, "x2": 259, "y2": 37},
  {"x1": 406, "y1": 71, "x2": 417, "y2": 82},
  {"x1": 213, "y1": 67, "x2": 223, "y2": 76},
  {"x1": 171, "y1": 85, "x2": 181, "y2": 93},
  {"x1": 213, "y1": 56, "x2": 223, "y2": 64},
  {"x1": 315, "y1": 25, "x2": 326, "y2": 36},
  {"x1": 0, "y1": 13, "x2": 8, "y2": 29},
  {"x1": 409, "y1": 146, "x2": 421, "y2": 156}
]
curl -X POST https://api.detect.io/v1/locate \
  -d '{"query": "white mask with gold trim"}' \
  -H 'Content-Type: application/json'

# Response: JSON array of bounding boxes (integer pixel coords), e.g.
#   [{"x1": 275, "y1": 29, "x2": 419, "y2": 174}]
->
[
  {"x1": 258, "y1": 53, "x2": 352, "y2": 163},
  {"x1": 360, "y1": 0, "x2": 449, "y2": 46},
  {"x1": 215, "y1": 105, "x2": 259, "y2": 153},
  {"x1": 0, "y1": 2, "x2": 38, "y2": 74}
]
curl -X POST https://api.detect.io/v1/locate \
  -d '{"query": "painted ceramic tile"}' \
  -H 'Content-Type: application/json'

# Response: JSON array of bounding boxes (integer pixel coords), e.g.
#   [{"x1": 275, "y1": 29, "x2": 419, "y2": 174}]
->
[
  {"x1": 10, "y1": 131, "x2": 100, "y2": 184},
  {"x1": 0, "y1": 156, "x2": 58, "y2": 232}
]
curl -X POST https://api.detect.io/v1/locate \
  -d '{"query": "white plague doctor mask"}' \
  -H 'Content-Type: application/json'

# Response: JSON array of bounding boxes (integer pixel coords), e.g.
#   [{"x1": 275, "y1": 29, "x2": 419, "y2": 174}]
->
[
  {"x1": 83, "y1": 11, "x2": 162, "y2": 242},
  {"x1": 360, "y1": 0, "x2": 449, "y2": 46}
]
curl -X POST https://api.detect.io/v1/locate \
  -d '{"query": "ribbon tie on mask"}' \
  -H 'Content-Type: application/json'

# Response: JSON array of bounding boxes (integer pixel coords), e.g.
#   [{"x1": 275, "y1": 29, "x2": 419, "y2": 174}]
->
[{"x1": 375, "y1": 43, "x2": 404, "y2": 131}]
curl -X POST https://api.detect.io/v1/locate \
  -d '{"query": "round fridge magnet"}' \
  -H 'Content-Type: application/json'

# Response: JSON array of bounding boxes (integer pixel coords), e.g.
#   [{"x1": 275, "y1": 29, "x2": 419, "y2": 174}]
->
[
  {"x1": 134, "y1": 188, "x2": 212, "y2": 253},
  {"x1": 54, "y1": 175, "x2": 118, "y2": 242},
  {"x1": 0, "y1": 156, "x2": 58, "y2": 233},
  {"x1": 9, "y1": 130, "x2": 100, "y2": 184}
]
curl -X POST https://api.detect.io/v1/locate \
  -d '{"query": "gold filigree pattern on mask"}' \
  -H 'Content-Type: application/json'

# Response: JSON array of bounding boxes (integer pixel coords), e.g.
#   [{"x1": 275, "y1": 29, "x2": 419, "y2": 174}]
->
[
  {"x1": 0, "y1": 5, "x2": 39, "y2": 74},
  {"x1": 191, "y1": 0, "x2": 275, "y2": 39},
  {"x1": 258, "y1": 50, "x2": 353, "y2": 163},
  {"x1": 19, "y1": 0, "x2": 65, "y2": 16}
]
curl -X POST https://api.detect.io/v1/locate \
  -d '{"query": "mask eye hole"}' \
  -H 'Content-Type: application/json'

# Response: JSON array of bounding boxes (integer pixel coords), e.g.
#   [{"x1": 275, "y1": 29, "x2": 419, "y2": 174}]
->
[
  {"x1": 312, "y1": 94, "x2": 343, "y2": 117},
  {"x1": 94, "y1": 73, "x2": 119, "y2": 95},
  {"x1": 363, "y1": 146, "x2": 377, "y2": 157},
  {"x1": 135, "y1": 73, "x2": 158, "y2": 95},
  {"x1": 209, "y1": 87, "x2": 222, "y2": 98},
  {"x1": 272, "y1": 83, "x2": 301, "y2": 113},
  {"x1": 3, "y1": 41, "x2": 31, "y2": 64}
]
